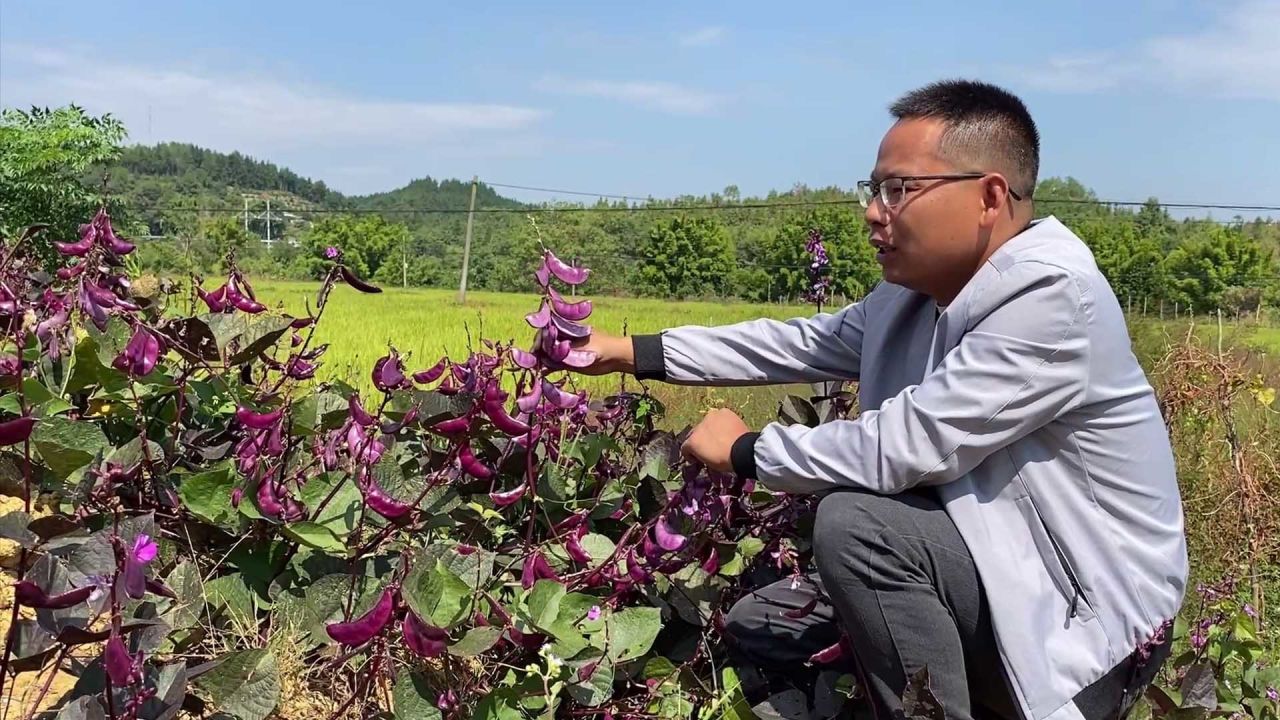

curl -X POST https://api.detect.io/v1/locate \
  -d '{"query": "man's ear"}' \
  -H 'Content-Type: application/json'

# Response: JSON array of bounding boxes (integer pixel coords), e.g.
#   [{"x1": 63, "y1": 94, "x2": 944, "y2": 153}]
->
[{"x1": 979, "y1": 174, "x2": 1013, "y2": 229}]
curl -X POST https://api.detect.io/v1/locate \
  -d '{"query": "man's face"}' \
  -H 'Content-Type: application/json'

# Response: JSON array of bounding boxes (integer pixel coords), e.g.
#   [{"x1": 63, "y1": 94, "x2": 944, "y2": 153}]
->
[{"x1": 864, "y1": 118, "x2": 990, "y2": 302}]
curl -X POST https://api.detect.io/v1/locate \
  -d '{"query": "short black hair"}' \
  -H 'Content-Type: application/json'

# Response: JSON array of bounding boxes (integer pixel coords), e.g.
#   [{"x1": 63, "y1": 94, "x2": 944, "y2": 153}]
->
[{"x1": 889, "y1": 79, "x2": 1039, "y2": 198}]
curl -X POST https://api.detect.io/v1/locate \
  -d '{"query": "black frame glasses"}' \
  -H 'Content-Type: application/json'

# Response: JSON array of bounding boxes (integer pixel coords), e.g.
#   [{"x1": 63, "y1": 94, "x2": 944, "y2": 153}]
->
[{"x1": 856, "y1": 173, "x2": 1024, "y2": 208}]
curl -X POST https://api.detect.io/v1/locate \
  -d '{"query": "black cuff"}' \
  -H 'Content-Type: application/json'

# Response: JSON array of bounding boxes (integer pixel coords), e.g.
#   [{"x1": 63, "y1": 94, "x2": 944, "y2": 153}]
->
[
  {"x1": 632, "y1": 334, "x2": 667, "y2": 381},
  {"x1": 730, "y1": 432, "x2": 761, "y2": 480}
]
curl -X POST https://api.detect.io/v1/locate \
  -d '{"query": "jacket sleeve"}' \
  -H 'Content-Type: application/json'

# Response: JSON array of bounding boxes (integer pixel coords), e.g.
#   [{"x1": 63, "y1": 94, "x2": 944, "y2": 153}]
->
[
  {"x1": 631, "y1": 298, "x2": 868, "y2": 386},
  {"x1": 750, "y1": 265, "x2": 1092, "y2": 494}
]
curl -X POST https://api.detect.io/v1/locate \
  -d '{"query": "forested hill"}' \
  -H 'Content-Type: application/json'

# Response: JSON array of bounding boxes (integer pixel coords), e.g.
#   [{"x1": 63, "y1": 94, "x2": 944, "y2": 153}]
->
[
  {"x1": 352, "y1": 177, "x2": 522, "y2": 212},
  {"x1": 106, "y1": 142, "x2": 521, "y2": 223}
]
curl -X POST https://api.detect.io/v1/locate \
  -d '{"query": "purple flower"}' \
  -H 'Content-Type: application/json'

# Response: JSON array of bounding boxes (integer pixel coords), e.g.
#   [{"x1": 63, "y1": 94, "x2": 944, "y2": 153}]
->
[
  {"x1": 801, "y1": 228, "x2": 832, "y2": 306},
  {"x1": 324, "y1": 246, "x2": 341, "y2": 259},
  {"x1": 121, "y1": 533, "x2": 159, "y2": 600},
  {"x1": 132, "y1": 534, "x2": 158, "y2": 564},
  {"x1": 1244, "y1": 603, "x2": 1258, "y2": 619},
  {"x1": 1266, "y1": 687, "x2": 1279, "y2": 702},
  {"x1": 586, "y1": 605, "x2": 602, "y2": 622},
  {"x1": 1189, "y1": 628, "x2": 1208, "y2": 652}
]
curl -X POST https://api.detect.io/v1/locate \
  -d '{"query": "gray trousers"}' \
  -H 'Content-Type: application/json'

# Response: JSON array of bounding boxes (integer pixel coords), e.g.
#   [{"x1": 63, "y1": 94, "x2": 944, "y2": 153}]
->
[
  {"x1": 724, "y1": 488, "x2": 1169, "y2": 720},
  {"x1": 725, "y1": 488, "x2": 1017, "y2": 720}
]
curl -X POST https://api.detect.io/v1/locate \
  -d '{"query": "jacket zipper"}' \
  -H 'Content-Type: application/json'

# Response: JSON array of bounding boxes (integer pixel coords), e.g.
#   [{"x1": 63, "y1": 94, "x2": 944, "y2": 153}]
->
[
  {"x1": 1020, "y1": 471, "x2": 1088, "y2": 618},
  {"x1": 1050, "y1": 538, "x2": 1083, "y2": 618}
]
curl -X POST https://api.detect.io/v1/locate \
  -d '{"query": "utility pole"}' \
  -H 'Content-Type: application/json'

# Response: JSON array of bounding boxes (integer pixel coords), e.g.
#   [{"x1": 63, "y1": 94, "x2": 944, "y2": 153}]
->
[
  {"x1": 243, "y1": 196, "x2": 250, "y2": 235},
  {"x1": 457, "y1": 175, "x2": 478, "y2": 304},
  {"x1": 265, "y1": 198, "x2": 272, "y2": 248}
]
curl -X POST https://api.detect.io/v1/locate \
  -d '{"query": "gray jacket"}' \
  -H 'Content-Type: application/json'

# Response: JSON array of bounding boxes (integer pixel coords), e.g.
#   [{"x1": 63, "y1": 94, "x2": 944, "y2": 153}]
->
[{"x1": 634, "y1": 217, "x2": 1188, "y2": 720}]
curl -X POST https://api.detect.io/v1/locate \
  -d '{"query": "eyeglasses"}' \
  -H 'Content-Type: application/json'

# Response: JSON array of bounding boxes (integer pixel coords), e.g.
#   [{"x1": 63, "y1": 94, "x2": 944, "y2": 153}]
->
[{"x1": 855, "y1": 173, "x2": 1024, "y2": 209}]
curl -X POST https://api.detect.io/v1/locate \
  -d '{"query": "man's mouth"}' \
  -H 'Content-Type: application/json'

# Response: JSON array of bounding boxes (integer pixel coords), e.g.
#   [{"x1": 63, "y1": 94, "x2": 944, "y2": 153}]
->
[{"x1": 870, "y1": 236, "x2": 896, "y2": 257}]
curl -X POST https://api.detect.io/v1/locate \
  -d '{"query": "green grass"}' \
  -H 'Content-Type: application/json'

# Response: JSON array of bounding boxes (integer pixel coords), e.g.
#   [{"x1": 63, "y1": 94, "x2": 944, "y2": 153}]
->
[
  {"x1": 247, "y1": 281, "x2": 821, "y2": 427},
  {"x1": 1249, "y1": 326, "x2": 1280, "y2": 353}
]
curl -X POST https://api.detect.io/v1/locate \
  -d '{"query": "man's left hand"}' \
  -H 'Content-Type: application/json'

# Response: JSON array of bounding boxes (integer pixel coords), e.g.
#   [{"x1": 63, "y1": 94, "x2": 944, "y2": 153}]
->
[{"x1": 682, "y1": 408, "x2": 751, "y2": 474}]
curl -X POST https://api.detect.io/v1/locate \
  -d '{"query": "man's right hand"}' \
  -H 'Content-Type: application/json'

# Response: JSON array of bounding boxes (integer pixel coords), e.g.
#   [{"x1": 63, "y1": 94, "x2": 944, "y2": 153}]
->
[{"x1": 569, "y1": 332, "x2": 636, "y2": 376}]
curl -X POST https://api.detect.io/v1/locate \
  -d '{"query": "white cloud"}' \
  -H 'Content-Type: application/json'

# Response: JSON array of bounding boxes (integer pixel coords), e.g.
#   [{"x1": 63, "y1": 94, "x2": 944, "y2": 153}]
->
[
  {"x1": 0, "y1": 46, "x2": 549, "y2": 193},
  {"x1": 1017, "y1": 0, "x2": 1280, "y2": 100},
  {"x1": 535, "y1": 75, "x2": 725, "y2": 115},
  {"x1": 677, "y1": 26, "x2": 726, "y2": 47}
]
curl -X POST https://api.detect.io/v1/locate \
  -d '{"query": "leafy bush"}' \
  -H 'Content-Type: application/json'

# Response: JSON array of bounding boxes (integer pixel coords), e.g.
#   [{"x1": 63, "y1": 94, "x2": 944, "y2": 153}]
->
[{"x1": 0, "y1": 210, "x2": 819, "y2": 719}]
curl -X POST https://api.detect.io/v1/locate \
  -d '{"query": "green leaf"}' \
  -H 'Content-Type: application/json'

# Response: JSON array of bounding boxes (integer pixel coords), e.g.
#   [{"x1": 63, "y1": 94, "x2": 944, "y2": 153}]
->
[
  {"x1": 578, "y1": 534, "x2": 616, "y2": 564},
  {"x1": 448, "y1": 626, "x2": 503, "y2": 657},
  {"x1": 567, "y1": 651, "x2": 615, "y2": 707},
  {"x1": 1179, "y1": 661, "x2": 1217, "y2": 710},
  {"x1": 55, "y1": 697, "x2": 106, "y2": 720},
  {"x1": 392, "y1": 669, "x2": 443, "y2": 720},
  {"x1": 643, "y1": 657, "x2": 680, "y2": 683},
  {"x1": 667, "y1": 565, "x2": 727, "y2": 626},
  {"x1": 204, "y1": 574, "x2": 256, "y2": 630},
  {"x1": 540, "y1": 463, "x2": 577, "y2": 502},
  {"x1": 282, "y1": 521, "x2": 345, "y2": 553},
  {"x1": 202, "y1": 313, "x2": 293, "y2": 365},
  {"x1": 107, "y1": 436, "x2": 164, "y2": 471},
  {"x1": 166, "y1": 561, "x2": 204, "y2": 631},
  {"x1": 31, "y1": 415, "x2": 108, "y2": 477},
  {"x1": 290, "y1": 393, "x2": 318, "y2": 436},
  {"x1": 440, "y1": 545, "x2": 495, "y2": 592},
  {"x1": 194, "y1": 648, "x2": 280, "y2": 720},
  {"x1": 721, "y1": 537, "x2": 765, "y2": 577},
  {"x1": 604, "y1": 606, "x2": 662, "y2": 662},
  {"x1": 139, "y1": 660, "x2": 187, "y2": 720},
  {"x1": 89, "y1": 317, "x2": 133, "y2": 370},
  {"x1": 558, "y1": 593, "x2": 606, "y2": 634},
  {"x1": 778, "y1": 395, "x2": 820, "y2": 427},
  {"x1": 299, "y1": 473, "x2": 361, "y2": 539},
  {"x1": 403, "y1": 559, "x2": 471, "y2": 628},
  {"x1": 369, "y1": 452, "x2": 422, "y2": 505},
  {"x1": 37, "y1": 397, "x2": 75, "y2": 417},
  {"x1": 177, "y1": 464, "x2": 237, "y2": 528},
  {"x1": 700, "y1": 666, "x2": 758, "y2": 720},
  {"x1": 565, "y1": 433, "x2": 619, "y2": 468},
  {"x1": 473, "y1": 690, "x2": 523, "y2": 720},
  {"x1": 408, "y1": 389, "x2": 472, "y2": 427},
  {"x1": 0, "y1": 511, "x2": 38, "y2": 549},
  {"x1": 526, "y1": 579, "x2": 567, "y2": 632},
  {"x1": 640, "y1": 432, "x2": 679, "y2": 482},
  {"x1": 0, "y1": 379, "x2": 55, "y2": 414}
]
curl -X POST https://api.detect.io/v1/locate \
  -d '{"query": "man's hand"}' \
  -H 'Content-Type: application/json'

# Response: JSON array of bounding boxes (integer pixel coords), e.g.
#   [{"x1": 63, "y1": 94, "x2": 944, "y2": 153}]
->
[
  {"x1": 568, "y1": 332, "x2": 636, "y2": 376},
  {"x1": 682, "y1": 408, "x2": 751, "y2": 474}
]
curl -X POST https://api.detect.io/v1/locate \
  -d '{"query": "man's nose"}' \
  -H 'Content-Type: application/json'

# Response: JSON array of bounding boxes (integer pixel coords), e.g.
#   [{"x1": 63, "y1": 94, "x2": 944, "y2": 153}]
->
[{"x1": 864, "y1": 195, "x2": 888, "y2": 226}]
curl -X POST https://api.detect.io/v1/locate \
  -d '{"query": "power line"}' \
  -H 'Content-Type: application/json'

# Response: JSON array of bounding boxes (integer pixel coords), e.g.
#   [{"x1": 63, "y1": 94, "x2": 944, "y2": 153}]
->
[
  {"x1": 485, "y1": 182, "x2": 652, "y2": 203},
  {"x1": 121, "y1": 197, "x2": 1280, "y2": 217},
  {"x1": 488, "y1": 180, "x2": 1280, "y2": 214}
]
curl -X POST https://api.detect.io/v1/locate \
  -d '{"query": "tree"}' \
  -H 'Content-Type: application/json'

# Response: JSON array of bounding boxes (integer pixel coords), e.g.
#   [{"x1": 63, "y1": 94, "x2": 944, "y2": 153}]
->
[
  {"x1": 201, "y1": 216, "x2": 256, "y2": 271},
  {"x1": 636, "y1": 216, "x2": 736, "y2": 299},
  {"x1": 1163, "y1": 225, "x2": 1278, "y2": 313},
  {"x1": 301, "y1": 215, "x2": 410, "y2": 280},
  {"x1": 0, "y1": 105, "x2": 126, "y2": 262},
  {"x1": 1076, "y1": 219, "x2": 1169, "y2": 307},
  {"x1": 756, "y1": 207, "x2": 879, "y2": 304}
]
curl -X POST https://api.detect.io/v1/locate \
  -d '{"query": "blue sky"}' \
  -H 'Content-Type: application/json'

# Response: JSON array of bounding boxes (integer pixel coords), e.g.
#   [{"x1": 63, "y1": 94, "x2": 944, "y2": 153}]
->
[{"x1": 2, "y1": 0, "x2": 1278, "y2": 214}]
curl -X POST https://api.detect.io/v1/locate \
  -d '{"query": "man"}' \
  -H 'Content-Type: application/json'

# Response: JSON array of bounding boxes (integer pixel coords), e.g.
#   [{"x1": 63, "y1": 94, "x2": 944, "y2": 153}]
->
[{"x1": 574, "y1": 79, "x2": 1187, "y2": 720}]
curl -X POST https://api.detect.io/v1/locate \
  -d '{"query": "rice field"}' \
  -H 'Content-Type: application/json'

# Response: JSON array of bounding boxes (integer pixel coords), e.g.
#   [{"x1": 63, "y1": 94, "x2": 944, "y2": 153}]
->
[{"x1": 248, "y1": 280, "x2": 821, "y2": 427}]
